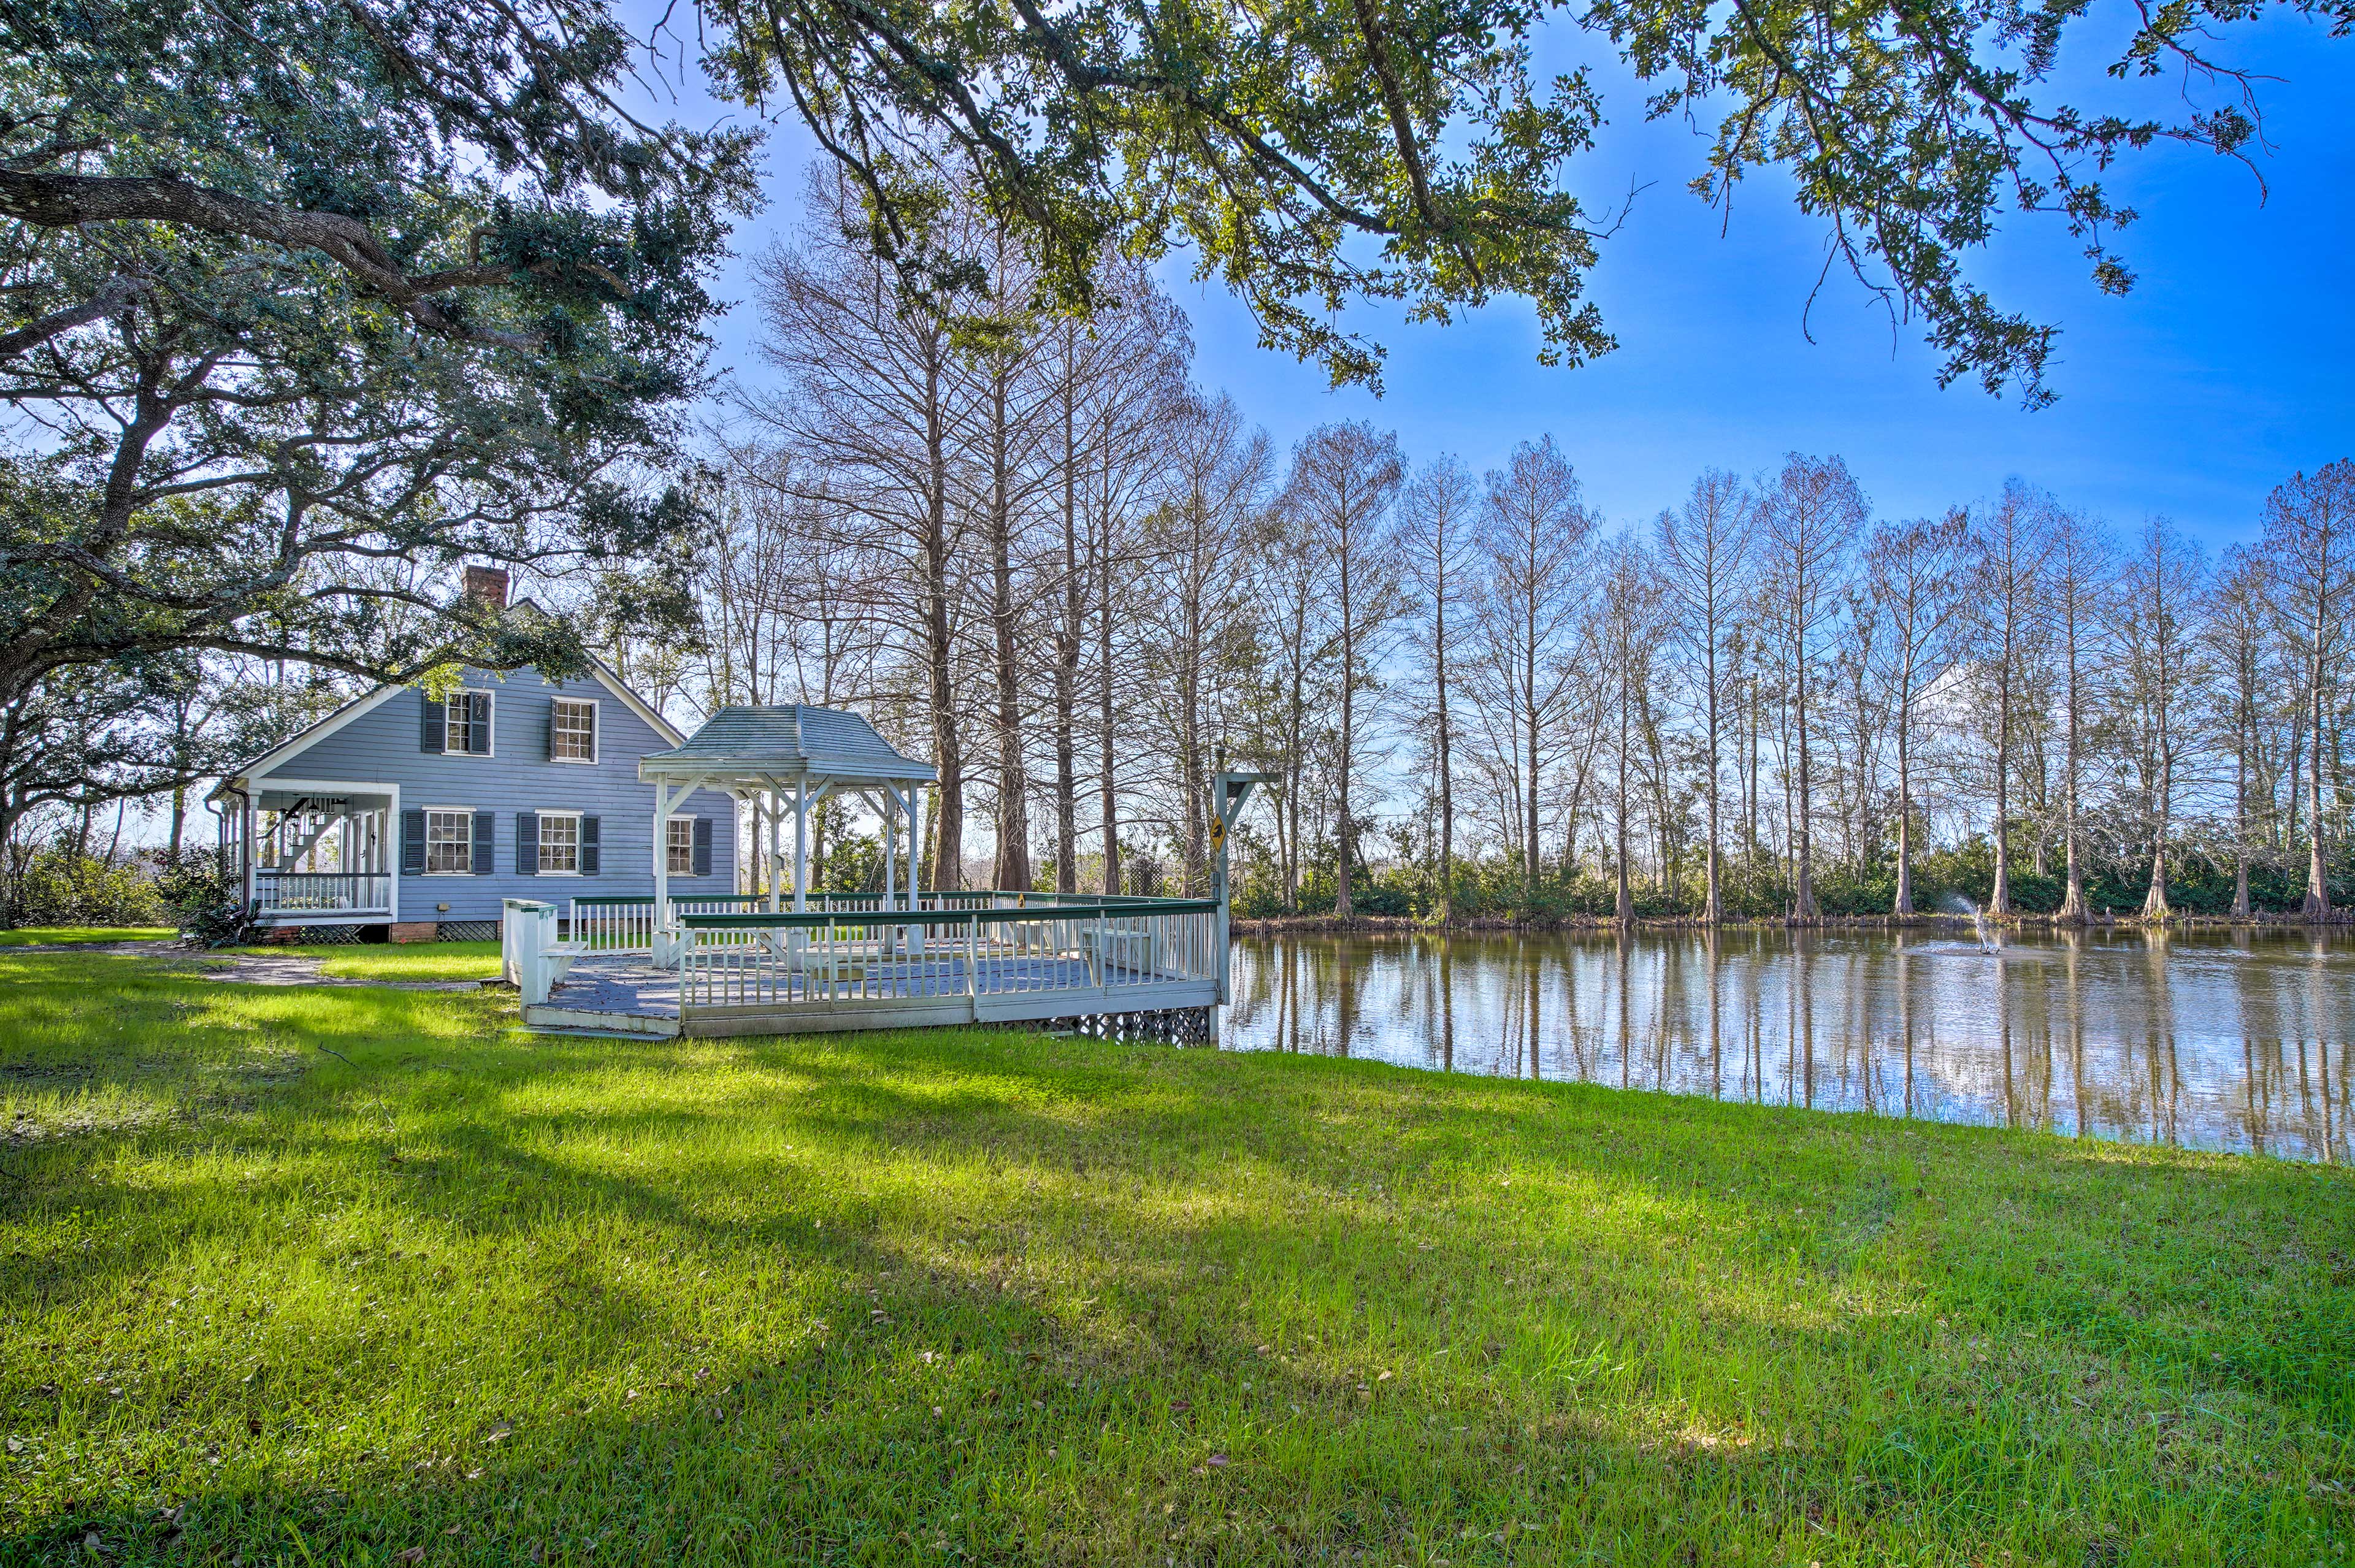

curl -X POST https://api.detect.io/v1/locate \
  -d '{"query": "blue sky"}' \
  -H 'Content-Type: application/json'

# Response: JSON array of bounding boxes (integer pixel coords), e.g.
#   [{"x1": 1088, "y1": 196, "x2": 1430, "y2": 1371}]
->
[{"x1": 671, "y1": 10, "x2": 2353, "y2": 549}]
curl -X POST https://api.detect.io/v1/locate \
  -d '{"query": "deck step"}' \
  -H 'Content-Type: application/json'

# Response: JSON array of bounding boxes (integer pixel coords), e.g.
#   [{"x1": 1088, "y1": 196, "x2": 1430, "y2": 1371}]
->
[
  {"x1": 512, "y1": 1024, "x2": 677, "y2": 1042},
  {"x1": 519, "y1": 1003, "x2": 681, "y2": 1039}
]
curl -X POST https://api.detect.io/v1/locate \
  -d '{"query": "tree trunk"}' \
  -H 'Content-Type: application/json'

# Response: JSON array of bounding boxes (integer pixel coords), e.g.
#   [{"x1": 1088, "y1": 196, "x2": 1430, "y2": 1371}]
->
[
  {"x1": 1793, "y1": 633, "x2": 1818, "y2": 921},
  {"x1": 1991, "y1": 654, "x2": 2013, "y2": 916},
  {"x1": 1703, "y1": 632, "x2": 1722, "y2": 923},
  {"x1": 1893, "y1": 679, "x2": 1915, "y2": 917},
  {"x1": 2308, "y1": 641, "x2": 2333, "y2": 916},
  {"x1": 922, "y1": 358, "x2": 963, "y2": 891},
  {"x1": 988, "y1": 370, "x2": 1031, "y2": 893},
  {"x1": 1614, "y1": 660, "x2": 1633, "y2": 926},
  {"x1": 1098, "y1": 522, "x2": 1119, "y2": 896},
  {"x1": 1435, "y1": 570, "x2": 1454, "y2": 925},
  {"x1": 1053, "y1": 358, "x2": 1080, "y2": 895},
  {"x1": 2059, "y1": 619, "x2": 2088, "y2": 922},
  {"x1": 1335, "y1": 541, "x2": 1356, "y2": 920}
]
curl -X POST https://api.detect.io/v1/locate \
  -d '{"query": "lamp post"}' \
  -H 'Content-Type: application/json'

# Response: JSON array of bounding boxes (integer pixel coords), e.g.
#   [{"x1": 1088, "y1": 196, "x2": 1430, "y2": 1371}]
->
[{"x1": 1209, "y1": 772, "x2": 1277, "y2": 1016}]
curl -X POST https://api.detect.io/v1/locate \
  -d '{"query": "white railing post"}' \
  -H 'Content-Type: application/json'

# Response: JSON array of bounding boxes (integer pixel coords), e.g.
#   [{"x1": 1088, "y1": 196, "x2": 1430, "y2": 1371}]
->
[{"x1": 504, "y1": 898, "x2": 559, "y2": 1003}]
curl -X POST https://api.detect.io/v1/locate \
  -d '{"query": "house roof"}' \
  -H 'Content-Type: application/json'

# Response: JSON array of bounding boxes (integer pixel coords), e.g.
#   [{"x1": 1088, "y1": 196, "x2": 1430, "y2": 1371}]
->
[
  {"x1": 209, "y1": 646, "x2": 686, "y2": 800},
  {"x1": 637, "y1": 705, "x2": 936, "y2": 787}
]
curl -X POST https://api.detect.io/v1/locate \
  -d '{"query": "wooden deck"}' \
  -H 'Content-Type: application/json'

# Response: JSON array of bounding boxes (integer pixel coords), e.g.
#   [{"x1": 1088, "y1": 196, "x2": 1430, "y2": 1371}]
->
[{"x1": 523, "y1": 950, "x2": 1219, "y2": 1039}]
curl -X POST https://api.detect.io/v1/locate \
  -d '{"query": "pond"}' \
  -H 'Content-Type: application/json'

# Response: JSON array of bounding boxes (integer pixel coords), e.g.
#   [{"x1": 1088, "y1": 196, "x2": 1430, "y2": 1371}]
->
[{"x1": 1223, "y1": 926, "x2": 2353, "y2": 1161}]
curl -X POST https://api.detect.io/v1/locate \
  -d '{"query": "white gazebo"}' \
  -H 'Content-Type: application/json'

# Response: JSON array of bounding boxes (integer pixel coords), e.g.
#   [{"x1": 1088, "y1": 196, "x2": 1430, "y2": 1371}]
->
[{"x1": 638, "y1": 705, "x2": 937, "y2": 951}]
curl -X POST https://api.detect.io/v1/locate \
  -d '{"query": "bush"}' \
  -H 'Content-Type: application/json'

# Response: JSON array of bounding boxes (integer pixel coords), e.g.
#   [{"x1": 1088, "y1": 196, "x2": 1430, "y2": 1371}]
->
[
  {"x1": 151, "y1": 847, "x2": 253, "y2": 947},
  {"x1": 1, "y1": 845, "x2": 166, "y2": 929}
]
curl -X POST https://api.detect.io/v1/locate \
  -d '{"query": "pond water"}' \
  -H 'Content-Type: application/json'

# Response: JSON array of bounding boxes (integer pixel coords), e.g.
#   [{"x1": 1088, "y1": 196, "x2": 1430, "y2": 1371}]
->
[{"x1": 1223, "y1": 927, "x2": 2353, "y2": 1161}]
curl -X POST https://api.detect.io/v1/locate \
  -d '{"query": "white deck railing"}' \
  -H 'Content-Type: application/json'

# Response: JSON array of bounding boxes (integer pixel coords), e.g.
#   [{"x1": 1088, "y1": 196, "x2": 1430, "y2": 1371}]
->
[
  {"x1": 678, "y1": 901, "x2": 1220, "y2": 1012},
  {"x1": 513, "y1": 893, "x2": 1222, "y2": 1020}
]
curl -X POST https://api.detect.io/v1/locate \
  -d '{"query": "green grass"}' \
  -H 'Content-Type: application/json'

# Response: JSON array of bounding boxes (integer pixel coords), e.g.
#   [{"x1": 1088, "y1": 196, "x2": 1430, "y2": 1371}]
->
[
  {"x1": 1, "y1": 951, "x2": 2349, "y2": 1566},
  {"x1": 223, "y1": 939, "x2": 504, "y2": 982},
  {"x1": 0, "y1": 925, "x2": 173, "y2": 946}
]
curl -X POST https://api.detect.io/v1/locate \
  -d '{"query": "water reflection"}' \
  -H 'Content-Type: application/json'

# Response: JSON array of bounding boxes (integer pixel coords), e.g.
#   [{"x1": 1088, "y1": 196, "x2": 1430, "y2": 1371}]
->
[{"x1": 1223, "y1": 927, "x2": 2352, "y2": 1160}]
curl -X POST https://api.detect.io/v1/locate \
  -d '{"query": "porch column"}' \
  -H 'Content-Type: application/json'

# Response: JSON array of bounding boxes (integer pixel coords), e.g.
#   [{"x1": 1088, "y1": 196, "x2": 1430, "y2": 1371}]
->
[
  {"x1": 884, "y1": 788, "x2": 899, "y2": 910},
  {"x1": 242, "y1": 797, "x2": 258, "y2": 913}
]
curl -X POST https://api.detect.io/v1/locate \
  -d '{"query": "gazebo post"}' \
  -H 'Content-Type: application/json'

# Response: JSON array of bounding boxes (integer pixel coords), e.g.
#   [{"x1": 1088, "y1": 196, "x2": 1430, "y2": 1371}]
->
[
  {"x1": 882, "y1": 787, "x2": 900, "y2": 957},
  {"x1": 792, "y1": 777, "x2": 809, "y2": 912},
  {"x1": 907, "y1": 781, "x2": 927, "y2": 954},
  {"x1": 765, "y1": 780, "x2": 784, "y2": 912},
  {"x1": 651, "y1": 792, "x2": 670, "y2": 920}
]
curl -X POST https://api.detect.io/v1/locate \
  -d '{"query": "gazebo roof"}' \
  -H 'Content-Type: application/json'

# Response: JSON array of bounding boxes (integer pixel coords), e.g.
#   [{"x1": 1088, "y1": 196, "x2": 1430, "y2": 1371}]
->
[{"x1": 638, "y1": 704, "x2": 936, "y2": 787}]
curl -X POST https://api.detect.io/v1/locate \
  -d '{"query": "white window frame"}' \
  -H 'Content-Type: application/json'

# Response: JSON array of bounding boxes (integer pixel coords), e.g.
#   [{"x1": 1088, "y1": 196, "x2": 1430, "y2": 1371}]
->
[
  {"x1": 423, "y1": 807, "x2": 475, "y2": 876},
  {"x1": 666, "y1": 817, "x2": 697, "y2": 875},
  {"x1": 537, "y1": 809, "x2": 583, "y2": 876},
  {"x1": 549, "y1": 697, "x2": 599, "y2": 764},
  {"x1": 443, "y1": 689, "x2": 497, "y2": 757}
]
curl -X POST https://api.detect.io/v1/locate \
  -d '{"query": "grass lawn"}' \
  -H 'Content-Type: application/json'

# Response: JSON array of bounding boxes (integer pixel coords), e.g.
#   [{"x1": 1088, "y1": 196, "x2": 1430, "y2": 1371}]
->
[
  {"x1": 0, "y1": 926, "x2": 174, "y2": 946},
  {"x1": 223, "y1": 939, "x2": 504, "y2": 983},
  {"x1": 2, "y1": 951, "x2": 2349, "y2": 1566}
]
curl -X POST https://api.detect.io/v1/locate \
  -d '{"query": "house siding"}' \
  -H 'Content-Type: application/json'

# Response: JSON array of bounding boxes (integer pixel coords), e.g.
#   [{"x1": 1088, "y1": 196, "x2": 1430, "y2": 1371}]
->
[{"x1": 254, "y1": 669, "x2": 738, "y2": 923}]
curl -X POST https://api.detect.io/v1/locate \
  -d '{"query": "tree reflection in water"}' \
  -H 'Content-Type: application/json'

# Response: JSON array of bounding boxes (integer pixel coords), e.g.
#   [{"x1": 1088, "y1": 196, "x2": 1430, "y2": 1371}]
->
[{"x1": 1225, "y1": 926, "x2": 2353, "y2": 1160}]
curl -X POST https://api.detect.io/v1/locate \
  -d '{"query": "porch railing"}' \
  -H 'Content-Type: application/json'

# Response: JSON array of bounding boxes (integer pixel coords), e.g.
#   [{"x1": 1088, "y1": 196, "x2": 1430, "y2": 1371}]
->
[
  {"x1": 255, "y1": 871, "x2": 392, "y2": 914},
  {"x1": 675, "y1": 899, "x2": 1220, "y2": 1012}
]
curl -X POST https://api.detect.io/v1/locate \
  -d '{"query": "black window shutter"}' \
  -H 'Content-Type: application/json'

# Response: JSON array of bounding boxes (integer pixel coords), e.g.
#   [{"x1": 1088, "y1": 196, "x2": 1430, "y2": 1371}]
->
[
  {"x1": 692, "y1": 816, "x2": 713, "y2": 876},
  {"x1": 420, "y1": 692, "x2": 445, "y2": 753},
  {"x1": 517, "y1": 812, "x2": 538, "y2": 875},
  {"x1": 584, "y1": 702, "x2": 597, "y2": 762},
  {"x1": 469, "y1": 692, "x2": 492, "y2": 754},
  {"x1": 401, "y1": 809, "x2": 426, "y2": 874},
  {"x1": 580, "y1": 815, "x2": 600, "y2": 876},
  {"x1": 472, "y1": 811, "x2": 495, "y2": 873}
]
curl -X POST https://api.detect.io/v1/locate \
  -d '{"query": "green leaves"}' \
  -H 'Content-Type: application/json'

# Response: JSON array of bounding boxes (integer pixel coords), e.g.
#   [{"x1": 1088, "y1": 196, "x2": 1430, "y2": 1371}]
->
[
  {"x1": 0, "y1": 0, "x2": 756, "y2": 700},
  {"x1": 706, "y1": 0, "x2": 1616, "y2": 390},
  {"x1": 712, "y1": 0, "x2": 2316, "y2": 402}
]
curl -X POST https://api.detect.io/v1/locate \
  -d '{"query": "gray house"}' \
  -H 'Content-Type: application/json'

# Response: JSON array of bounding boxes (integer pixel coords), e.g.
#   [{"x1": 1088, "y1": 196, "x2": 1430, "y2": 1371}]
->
[{"x1": 210, "y1": 661, "x2": 739, "y2": 941}]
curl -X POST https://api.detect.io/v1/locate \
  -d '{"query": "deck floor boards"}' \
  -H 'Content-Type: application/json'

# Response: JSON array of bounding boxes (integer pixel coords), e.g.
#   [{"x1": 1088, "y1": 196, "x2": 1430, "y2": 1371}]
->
[{"x1": 541, "y1": 952, "x2": 1165, "y2": 1023}]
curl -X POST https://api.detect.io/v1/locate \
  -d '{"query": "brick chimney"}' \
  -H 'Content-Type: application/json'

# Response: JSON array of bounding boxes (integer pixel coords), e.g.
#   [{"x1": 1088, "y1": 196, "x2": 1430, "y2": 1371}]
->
[{"x1": 462, "y1": 565, "x2": 510, "y2": 610}]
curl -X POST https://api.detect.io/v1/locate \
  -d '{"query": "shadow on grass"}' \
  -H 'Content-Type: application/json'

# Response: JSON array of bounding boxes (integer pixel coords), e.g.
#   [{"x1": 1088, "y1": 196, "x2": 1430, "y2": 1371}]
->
[{"x1": 2, "y1": 961, "x2": 2348, "y2": 1563}]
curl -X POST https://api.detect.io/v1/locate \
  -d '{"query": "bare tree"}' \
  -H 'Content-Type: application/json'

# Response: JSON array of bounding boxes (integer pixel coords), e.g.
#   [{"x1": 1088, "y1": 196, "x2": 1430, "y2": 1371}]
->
[
  {"x1": 2208, "y1": 546, "x2": 2276, "y2": 919},
  {"x1": 1967, "y1": 480, "x2": 2056, "y2": 916},
  {"x1": 1469, "y1": 437, "x2": 1598, "y2": 896},
  {"x1": 1280, "y1": 423, "x2": 1406, "y2": 919},
  {"x1": 1598, "y1": 537, "x2": 1669, "y2": 924},
  {"x1": 2114, "y1": 518, "x2": 2206, "y2": 919},
  {"x1": 2043, "y1": 509, "x2": 2112, "y2": 922},
  {"x1": 746, "y1": 173, "x2": 979, "y2": 888},
  {"x1": 1656, "y1": 469, "x2": 1752, "y2": 921},
  {"x1": 1398, "y1": 456, "x2": 1476, "y2": 922},
  {"x1": 1863, "y1": 511, "x2": 1967, "y2": 915},
  {"x1": 1143, "y1": 393, "x2": 1272, "y2": 893},
  {"x1": 2262, "y1": 460, "x2": 2355, "y2": 916},
  {"x1": 1755, "y1": 454, "x2": 1867, "y2": 920}
]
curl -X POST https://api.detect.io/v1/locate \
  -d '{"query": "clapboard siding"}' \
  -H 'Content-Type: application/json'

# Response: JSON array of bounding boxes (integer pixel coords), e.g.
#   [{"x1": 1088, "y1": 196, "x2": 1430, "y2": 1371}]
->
[{"x1": 255, "y1": 668, "x2": 737, "y2": 921}]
